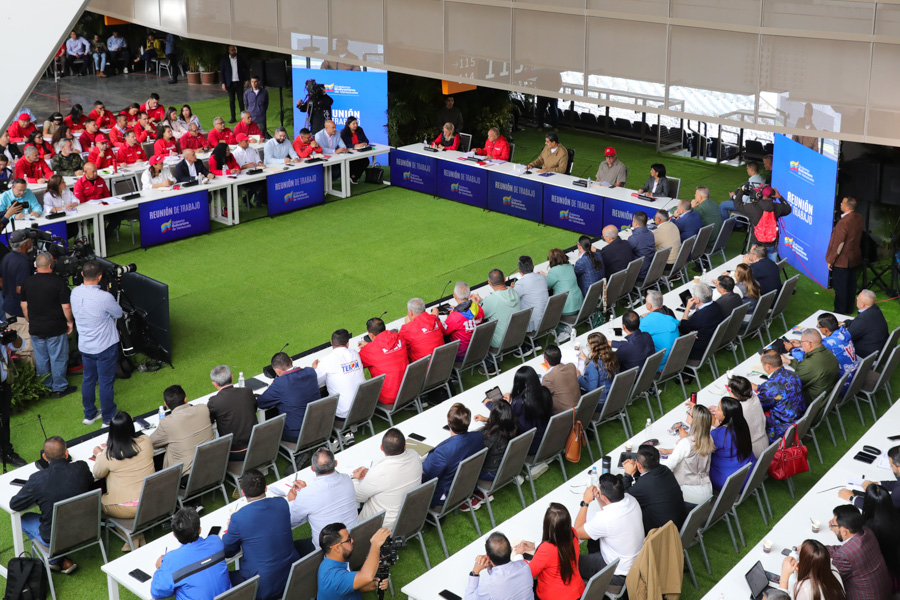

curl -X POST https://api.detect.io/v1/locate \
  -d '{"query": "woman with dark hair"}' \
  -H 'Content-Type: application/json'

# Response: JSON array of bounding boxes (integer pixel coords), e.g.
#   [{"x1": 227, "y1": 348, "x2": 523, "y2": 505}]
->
[
  {"x1": 179, "y1": 104, "x2": 201, "y2": 130},
  {"x1": 64, "y1": 104, "x2": 87, "y2": 132},
  {"x1": 42, "y1": 112, "x2": 65, "y2": 138},
  {"x1": 638, "y1": 163, "x2": 669, "y2": 198},
  {"x1": 142, "y1": 155, "x2": 175, "y2": 190},
  {"x1": 153, "y1": 125, "x2": 179, "y2": 156},
  {"x1": 25, "y1": 131, "x2": 55, "y2": 159},
  {"x1": 516, "y1": 503, "x2": 585, "y2": 599},
  {"x1": 545, "y1": 248, "x2": 583, "y2": 316},
  {"x1": 0, "y1": 131, "x2": 22, "y2": 162},
  {"x1": 725, "y1": 375, "x2": 768, "y2": 458},
  {"x1": 573, "y1": 235, "x2": 604, "y2": 297},
  {"x1": 209, "y1": 142, "x2": 241, "y2": 175},
  {"x1": 477, "y1": 400, "x2": 518, "y2": 481},
  {"x1": 578, "y1": 332, "x2": 619, "y2": 407},
  {"x1": 779, "y1": 539, "x2": 844, "y2": 600},
  {"x1": 431, "y1": 122, "x2": 460, "y2": 151},
  {"x1": 861, "y1": 484, "x2": 900, "y2": 588},
  {"x1": 709, "y1": 396, "x2": 756, "y2": 491},
  {"x1": 491, "y1": 366, "x2": 551, "y2": 455},
  {"x1": 50, "y1": 124, "x2": 83, "y2": 153},
  {"x1": 339, "y1": 116, "x2": 371, "y2": 183},
  {"x1": 124, "y1": 103, "x2": 141, "y2": 125}
]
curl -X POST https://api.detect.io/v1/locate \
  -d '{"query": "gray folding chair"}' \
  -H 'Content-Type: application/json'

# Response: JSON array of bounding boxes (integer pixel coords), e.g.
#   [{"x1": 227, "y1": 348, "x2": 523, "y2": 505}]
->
[
  {"x1": 837, "y1": 351, "x2": 879, "y2": 427},
  {"x1": 683, "y1": 315, "x2": 731, "y2": 388},
  {"x1": 632, "y1": 247, "x2": 671, "y2": 302},
  {"x1": 279, "y1": 395, "x2": 339, "y2": 473},
  {"x1": 574, "y1": 391, "x2": 602, "y2": 463},
  {"x1": 421, "y1": 341, "x2": 461, "y2": 399},
  {"x1": 714, "y1": 303, "x2": 749, "y2": 366},
  {"x1": 522, "y1": 411, "x2": 573, "y2": 501},
  {"x1": 348, "y1": 511, "x2": 385, "y2": 571},
  {"x1": 178, "y1": 434, "x2": 233, "y2": 509},
  {"x1": 215, "y1": 576, "x2": 258, "y2": 600},
  {"x1": 739, "y1": 290, "x2": 777, "y2": 352},
  {"x1": 590, "y1": 367, "x2": 639, "y2": 455},
  {"x1": 30, "y1": 490, "x2": 107, "y2": 600},
  {"x1": 333, "y1": 375, "x2": 384, "y2": 450},
  {"x1": 525, "y1": 292, "x2": 568, "y2": 353},
  {"x1": 452, "y1": 320, "x2": 498, "y2": 391},
  {"x1": 874, "y1": 325, "x2": 900, "y2": 376},
  {"x1": 477, "y1": 428, "x2": 536, "y2": 527},
  {"x1": 227, "y1": 414, "x2": 286, "y2": 490},
  {"x1": 654, "y1": 332, "x2": 697, "y2": 402},
  {"x1": 733, "y1": 439, "x2": 780, "y2": 531},
  {"x1": 629, "y1": 349, "x2": 665, "y2": 419},
  {"x1": 561, "y1": 279, "x2": 604, "y2": 337},
  {"x1": 680, "y1": 496, "x2": 713, "y2": 586},
  {"x1": 703, "y1": 218, "x2": 737, "y2": 269},
  {"x1": 663, "y1": 235, "x2": 696, "y2": 291},
  {"x1": 688, "y1": 224, "x2": 714, "y2": 266},
  {"x1": 858, "y1": 344, "x2": 900, "y2": 415},
  {"x1": 621, "y1": 258, "x2": 644, "y2": 305},
  {"x1": 580, "y1": 557, "x2": 620, "y2": 599},
  {"x1": 490, "y1": 307, "x2": 534, "y2": 365},
  {"x1": 799, "y1": 391, "x2": 827, "y2": 464},
  {"x1": 426, "y1": 448, "x2": 488, "y2": 558},
  {"x1": 766, "y1": 275, "x2": 799, "y2": 334},
  {"x1": 815, "y1": 371, "x2": 851, "y2": 446},
  {"x1": 393, "y1": 479, "x2": 439, "y2": 570},
  {"x1": 106, "y1": 463, "x2": 183, "y2": 551},
  {"x1": 280, "y1": 550, "x2": 324, "y2": 600},
  {"x1": 376, "y1": 356, "x2": 429, "y2": 426},
  {"x1": 695, "y1": 463, "x2": 751, "y2": 571},
  {"x1": 603, "y1": 270, "x2": 629, "y2": 318}
]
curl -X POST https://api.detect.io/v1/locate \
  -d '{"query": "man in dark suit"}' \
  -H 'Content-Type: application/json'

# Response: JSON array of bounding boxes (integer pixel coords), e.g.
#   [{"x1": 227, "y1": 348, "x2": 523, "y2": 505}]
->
[
  {"x1": 599, "y1": 225, "x2": 634, "y2": 276},
  {"x1": 622, "y1": 445, "x2": 686, "y2": 534},
  {"x1": 612, "y1": 310, "x2": 656, "y2": 372},
  {"x1": 714, "y1": 275, "x2": 742, "y2": 316},
  {"x1": 541, "y1": 344, "x2": 581, "y2": 414},
  {"x1": 826, "y1": 197, "x2": 864, "y2": 314},
  {"x1": 173, "y1": 149, "x2": 213, "y2": 183},
  {"x1": 219, "y1": 45, "x2": 249, "y2": 123},
  {"x1": 844, "y1": 290, "x2": 889, "y2": 359},
  {"x1": 422, "y1": 403, "x2": 485, "y2": 507},
  {"x1": 745, "y1": 245, "x2": 781, "y2": 296},
  {"x1": 628, "y1": 211, "x2": 656, "y2": 282},
  {"x1": 679, "y1": 282, "x2": 724, "y2": 361},
  {"x1": 672, "y1": 200, "x2": 702, "y2": 242},
  {"x1": 208, "y1": 365, "x2": 258, "y2": 462},
  {"x1": 256, "y1": 351, "x2": 321, "y2": 442},
  {"x1": 223, "y1": 469, "x2": 299, "y2": 599}
]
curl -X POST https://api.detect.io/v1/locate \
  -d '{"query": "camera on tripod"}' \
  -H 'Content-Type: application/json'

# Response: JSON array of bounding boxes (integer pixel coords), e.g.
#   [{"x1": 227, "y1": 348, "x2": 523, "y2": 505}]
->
[
  {"x1": 375, "y1": 535, "x2": 406, "y2": 599},
  {"x1": 305, "y1": 78, "x2": 326, "y2": 98},
  {"x1": 0, "y1": 317, "x2": 18, "y2": 346}
]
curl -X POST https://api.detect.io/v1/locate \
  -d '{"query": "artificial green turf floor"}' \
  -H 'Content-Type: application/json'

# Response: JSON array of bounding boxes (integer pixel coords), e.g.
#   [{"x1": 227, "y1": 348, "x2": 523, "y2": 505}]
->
[{"x1": 4, "y1": 116, "x2": 899, "y2": 599}]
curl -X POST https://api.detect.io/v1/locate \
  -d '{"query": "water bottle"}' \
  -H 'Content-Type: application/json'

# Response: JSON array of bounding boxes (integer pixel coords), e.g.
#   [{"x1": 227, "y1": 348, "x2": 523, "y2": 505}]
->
[
  {"x1": 590, "y1": 467, "x2": 599, "y2": 489},
  {"x1": 237, "y1": 372, "x2": 245, "y2": 388},
  {"x1": 157, "y1": 405, "x2": 165, "y2": 422},
  {"x1": 645, "y1": 418, "x2": 652, "y2": 431},
  {"x1": 587, "y1": 177, "x2": 592, "y2": 189}
]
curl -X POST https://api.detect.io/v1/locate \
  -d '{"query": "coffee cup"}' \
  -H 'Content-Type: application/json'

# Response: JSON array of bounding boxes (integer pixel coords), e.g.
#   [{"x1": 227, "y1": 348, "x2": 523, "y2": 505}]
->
[
  {"x1": 811, "y1": 520, "x2": 821, "y2": 533},
  {"x1": 763, "y1": 540, "x2": 773, "y2": 553}
]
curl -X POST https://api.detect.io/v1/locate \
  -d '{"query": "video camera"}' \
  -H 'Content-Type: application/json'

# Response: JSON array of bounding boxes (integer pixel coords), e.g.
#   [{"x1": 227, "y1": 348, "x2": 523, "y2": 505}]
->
[
  {"x1": 733, "y1": 182, "x2": 766, "y2": 203},
  {"x1": 305, "y1": 78, "x2": 326, "y2": 98},
  {"x1": 375, "y1": 535, "x2": 406, "y2": 600},
  {"x1": 0, "y1": 317, "x2": 18, "y2": 345}
]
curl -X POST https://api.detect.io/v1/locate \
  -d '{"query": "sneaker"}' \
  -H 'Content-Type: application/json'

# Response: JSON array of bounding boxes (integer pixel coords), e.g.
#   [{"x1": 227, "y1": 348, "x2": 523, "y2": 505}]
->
[
  {"x1": 53, "y1": 385, "x2": 77, "y2": 399},
  {"x1": 556, "y1": 330, "x2": 571, "y2": 343},
  {"x1": 82, "y1": 414, "x2": 101, "y2": 426},
  {"x1": 459, "y1": 490, "x2": 493, "y2": 511},
  {"x1": 123, "y1": 67, "x2": 128, "y2": 74},
  {"x1": 342, "y1": 432, "x2": 355, "y2": 447},
  {"x1": 527, "y1": 462, "x2": 550, "y2": 480},
  {"x1": 50, "y1": 558, "x2": 78, "y2": 574}
]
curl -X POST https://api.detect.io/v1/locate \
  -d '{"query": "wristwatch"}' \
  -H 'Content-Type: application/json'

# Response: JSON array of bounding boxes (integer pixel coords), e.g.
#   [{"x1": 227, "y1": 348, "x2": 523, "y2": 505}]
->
[
  {"x1": 580, "y1": 500, "x2": 590, "y2": 508},
  {"x1": 469, "y1": 571, "x2": 478, "y2": 577}
]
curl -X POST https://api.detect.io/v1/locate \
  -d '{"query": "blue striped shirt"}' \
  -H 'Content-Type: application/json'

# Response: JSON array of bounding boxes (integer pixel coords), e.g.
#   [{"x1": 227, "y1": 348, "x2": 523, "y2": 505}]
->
[{"x1": 70, "y1": 284, "x2": 122, "y2": 354}]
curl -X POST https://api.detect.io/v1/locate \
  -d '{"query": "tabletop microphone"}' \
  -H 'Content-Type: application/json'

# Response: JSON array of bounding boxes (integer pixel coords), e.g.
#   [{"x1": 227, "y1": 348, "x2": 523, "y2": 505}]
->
[
  {"x1": 438, "y1": 279, "x2": 452, "y2": 301},
  {"x1": 573, "y1": 163, "x2": 594, "y2": 187},
  {"x1": 278, "y1": 342, "x2": 290, "y2": 354},
  {"x1": 379, "y1": 310, "x2": 388, "y2": 320},
  {"x1": 436, "y1": 279, "x2": 453, "y2": 315}
]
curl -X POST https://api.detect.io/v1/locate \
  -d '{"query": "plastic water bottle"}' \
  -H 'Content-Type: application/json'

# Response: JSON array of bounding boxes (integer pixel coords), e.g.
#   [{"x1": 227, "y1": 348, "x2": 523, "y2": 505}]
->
[
  {"x1": 645, "y1": 418, "x2": 652, "y2": 431},
  {"x1": 587, "y1": 177, "x2": 593, "y2": 189},
  {"x1": 237, "y1": 372, "x2": 245, "y2": 388},
  {"x1": 158, "y1": 405, "x2": 165, "y2": 422},
  {"x1": 590, "y1": 467, "x2": 599, "y2": 489}
]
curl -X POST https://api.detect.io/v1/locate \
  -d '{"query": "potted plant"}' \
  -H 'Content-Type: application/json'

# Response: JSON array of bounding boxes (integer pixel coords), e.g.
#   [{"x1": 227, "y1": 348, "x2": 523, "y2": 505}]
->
[
  {"x1": 186, "y1": 55, "x2": 201, "y2": 85},
  {"x1": 199, "y1": 45, "x2": 221, "y2": 85}
]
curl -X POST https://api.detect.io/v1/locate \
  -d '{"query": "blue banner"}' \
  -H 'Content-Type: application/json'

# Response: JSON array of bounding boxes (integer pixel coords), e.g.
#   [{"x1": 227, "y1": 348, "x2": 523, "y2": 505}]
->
[
  {"x1": 772, "y1": 134, "x2": 838, "y2": 289},
  {"x1": 437, "y1": 161, "x2": 488, "y2": 209},
  {"x1": 139, "y1": 190, "x2": 210, "y2": 248},
  {"x1": 266, "y1": 165, "x2": 325, "y2": 216},
  {"x1": 542, "y1": 185, "x2": 604, "y2": 234},
  {"x1": 487, "y1": 171, "x2": 542, "y2": 222},
  {"x1": 603, "y1": 198, "x2": 645, "y2": 230},
  {"x1": 389, "y1": 150, "x2": 437, "y2": 195},
  {"x1": 292, "y1": 67, "x2": 388, "y2": 145}
]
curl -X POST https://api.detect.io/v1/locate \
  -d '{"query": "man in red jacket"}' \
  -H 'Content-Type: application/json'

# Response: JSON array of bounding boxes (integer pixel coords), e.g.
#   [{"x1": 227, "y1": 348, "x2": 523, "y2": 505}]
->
[
  {"x1": 116, "y1": 131, "x2": 147, "y2": 164},
  {"x1": 7, "y1": 114, "x2": 36, "y2": 143},
  {"x1": 475, "y1": 128, "x2": 511, "y2": 161},
  {"x1": 179, "y1": 124, "x2": 209, "y2": 152},
  {"x1": 73, "y1": 163, "x2": 110, "y2": 203},
  {"x1": 442, "y1": 281, "x2": 484, "y2": 360},
  {"x1": 140, "y1": 93, "x2": 165, "y2": 125},
  {"x1": 400, "y1": 297, "x2": 446, "y2": 362},
  {"x1": 208, "y1": 117, "x2": 235, "y2": 147},
  {"x1": 233, "y1": 111, "x2": 261, "y2": 139},
  {"x1": 291, "y1": 128, "x2": 323, "y2": 159},
  {"x1": 86, "y1": 136, "x2": 115, "y2": 169},
  {"x1": 108, "y1": 113, "x2": 130, "y2": 148},
  {"x1": 79, "y1": 120, "x2": 100, "y2": 151},
  {"x1": 87, "y1": 102, "x2": 113, "y2": 129},
  {"x1": 132, "y1": 113, "x2": 157, "y2": 143},
  {"x1": 15, "y1": 147, "x2": 52, "y2": 183},
  {"x1": 359, "y1": 317, "x2": 409, "y2": 406}
]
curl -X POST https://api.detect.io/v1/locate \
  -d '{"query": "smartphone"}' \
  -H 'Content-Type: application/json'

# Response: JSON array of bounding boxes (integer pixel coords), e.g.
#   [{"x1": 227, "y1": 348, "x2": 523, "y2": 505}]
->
[
  {"x1": 11, "y1": 478, "x2": 27, "y2": 487},
  {"x1": 442, "y1": 424, "x2": 450, "y2": 431},
  {"x1": 408, "y1": 433, "x2": 426, "y2": 442},
  {"x1": 439, "y1": 591, "x2": 462, "y2": 600},
  {"x1": 765, "y1": 571, "x2": 780, "y2": 584},
  {"x1": 135, "y1": 417, "x2": 151, "y2": 429},
  {"x1": 888, "y1": 435, "x2": 900, "y2": 441},
  {"x1": 208, "y1": 526, "x2": 222, "y2": 536},
  {"x1": 781, "y1": 548, "x2": 792, "y2": 557},
  {"x1": 613, "y1": 327, "x2": 623, "y2": 337},
  {"x1": 853, "y1": 452, "x2": 877, "y2": 464},
  {"x1": 129, "y1": 569, "x2": 152, "y2": 583},
  {"x1": 484, "y1": 386, "x2": 503, "y2": 402}
]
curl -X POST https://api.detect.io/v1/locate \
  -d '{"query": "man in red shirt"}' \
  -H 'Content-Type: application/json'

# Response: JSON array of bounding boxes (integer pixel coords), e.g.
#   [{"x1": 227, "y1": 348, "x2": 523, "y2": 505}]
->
[
  {"x1": 79, "y1": 120, "x2": 100, "y2": 151},
  {"x1": 14, "y1": 147, "x2": 52, "y2": 183},
  {"x1": 73, "y1": 162, "x2": 110, "y2": 203},
  {"x1": 292, "y1": 128, "x2": 323, "y2": 159},
  {"x1": 400, "y1": 297, "x2": 446, "y2": 362},
  {"x1": 86, "y1": 136, "x2": 115, "y2": 169},
  {"x1": 140, "y1": 93, "x2": 165, "y2": 125},
  {"x1": 7, "y1": 114, "x2": 36, "y2": 143},
  {"x1": 233, "y1": 111, "x2": 262, "y2": 138},
  {"x1": 87, "y1": 101, "x2": 113, "y2": 129},
  {"x1": 132, "y1": 113, "x2": 157, "y2": 143},
  {"x1": 207, "y1": 117, "x2": 235, "y2": 147},
  {"x1": 108, "y1": 113, "x2": 130, "y2": 147},
  {"x1": 116, "y1": 131, "x2": 147, "y2": 164},
  {"x1": 475, "y1": 128, "x2": 511, "y2": 161},
  {"x1": 179, "y1": 123, "x2": 209, "y2": 151},
  {"x1": 359, "y1": 318, "x2": 409, "y2": 406},
  {"x1": 442, "y1": 281, "x2": 485, "y2": 360}
]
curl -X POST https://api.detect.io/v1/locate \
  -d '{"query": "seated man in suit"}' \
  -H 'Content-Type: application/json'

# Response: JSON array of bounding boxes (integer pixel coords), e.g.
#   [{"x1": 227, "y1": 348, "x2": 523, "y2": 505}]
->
[
  {"x1": 256, "y1": 351, "x2": 321, "y2": 442},
  {"x1": 678, "y1": 282, "x2": 724, "y2": 362},
  {"x1": 208, "y1": 365, "x2": 258, "y2": 463},
  {"x1": 541, "y1": 344, "x2": 581, "y2": 414},
  {"x1": 783, "y1": 328, "x2": 840, "y2": 406},
  {"x1": 622, "y1": 445, "x2": 686, "y2": 534},
  {"x1": 672, "y1": 199, "x2": 702, "y2": 242},
  {"x1": 515, "y1": 255, "x2": 549, "y2": 334},
  {"x1": 150, "y1": 385, "x2": 214, "y2": 478},
  {"x1": 744, "y1": 245, "x2": 781, "y2": 296},
  {"x1": 612, "y1": 310, "x2": 656, "y2": 373},
  {"x1": 714, "y1": 275, "x2": 742, "y2": 316},
  {"x1": 223, "y1": 469, "x2": 298, "y2": 599},
  {"x1": 422, "y1": 403, "x2": 485, "y2": 507},
  {"x1": 652, "y1": 209, "x2": 681, "y2": 266},
  {"x1": 825, "y1": 505, "x2": 892, "y2": 600},
  {"x1": 173, "y1": 148, "x2": 214, "y2": 183},
  {"x1": 599, "y1": 225, "x2": 634, "y2": 277},
  {"x1": 628, "y1": 211, "x2": 656, "y2": 282},
  {"x1": 843, "y1": 289, "x2": 889, "y2": 359}
]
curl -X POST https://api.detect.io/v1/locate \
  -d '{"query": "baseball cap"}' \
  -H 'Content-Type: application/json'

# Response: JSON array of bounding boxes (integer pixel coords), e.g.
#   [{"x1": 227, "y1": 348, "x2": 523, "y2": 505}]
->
[
  {"x1": 18, "y1": 113, "x2": 30, "y2": 121},
  {"x1": 235, "y1": 133, "x2": 249, "y2": 142},
  {"x1": 9, "y1": 230, "x2": 28, "y2": 243},
  {"x1": 95, "y1": 135, "x2": 108, "y2": 143},
  {"x1": 149, "y1": 154, "x2": 165, "y2": 165},
  {"x1": 604, "y1": 147, "x2": 616, "y2": 157}
]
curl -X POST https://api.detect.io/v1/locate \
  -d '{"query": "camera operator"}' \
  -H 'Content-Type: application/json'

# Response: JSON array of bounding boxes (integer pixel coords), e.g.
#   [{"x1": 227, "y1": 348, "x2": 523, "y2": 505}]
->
[
  {"x1": 317, "y1": 523, "x2": 391, "y2": 599},
  {"x1": 1, "y1": 230, "x2": 34, "y2": 364},
  {"x1": 20, "y1": 253, "x2": 75, "y2": 398},
  {"x1": 0, "y1": 179, "x2": 41, "y2": 220},
  {"x1": 0, "y1": 324, "x2": 25, "y2": 467},
  {"x1": 735, "y1": 185, "x2": 791, "y2": 263},
  {"x1": 71, "y1": 260, "x2": 122, "y2": 426},
  {"x1": 297, "y1": 80, "x2": 333, "y2": 135}
]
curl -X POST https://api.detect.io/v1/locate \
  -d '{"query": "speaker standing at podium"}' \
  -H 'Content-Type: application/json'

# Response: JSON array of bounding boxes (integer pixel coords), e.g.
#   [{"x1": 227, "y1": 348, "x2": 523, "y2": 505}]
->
[{"x1": 825, "y1": 196, "x2": 863, "y2": 315}]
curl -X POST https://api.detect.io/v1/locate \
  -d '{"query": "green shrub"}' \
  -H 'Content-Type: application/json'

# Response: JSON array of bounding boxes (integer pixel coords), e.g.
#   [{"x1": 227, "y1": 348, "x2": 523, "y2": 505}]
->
[{"x1": 9, "y1": 361, "x2": 50, "y2": 413}]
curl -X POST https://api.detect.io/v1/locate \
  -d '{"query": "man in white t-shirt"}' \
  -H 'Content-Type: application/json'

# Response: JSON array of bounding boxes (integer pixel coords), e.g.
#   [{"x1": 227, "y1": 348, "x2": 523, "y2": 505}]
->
[
  {"x1": 350, "y1": 428, "x2": 422, "y2": 530},
  {"x1": 313, "y1": 329, "x2": 365, "y2": 441},
  {"x1": 575, "y1": 473, "x2": 645, "y2": 586}
]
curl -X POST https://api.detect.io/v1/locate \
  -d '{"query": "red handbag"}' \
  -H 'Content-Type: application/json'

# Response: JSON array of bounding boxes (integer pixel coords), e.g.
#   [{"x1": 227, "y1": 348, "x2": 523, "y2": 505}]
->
[{"x1": 768, "y1": 429, "x2": 809, "y2": 480}]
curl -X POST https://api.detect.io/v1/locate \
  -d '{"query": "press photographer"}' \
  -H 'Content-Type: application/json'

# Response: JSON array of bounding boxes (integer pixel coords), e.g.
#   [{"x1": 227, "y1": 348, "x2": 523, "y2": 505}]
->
[
  {"x1": 296, "y1": 79, "x2": 333, "y2": 135},
  {"x1": 0, "y1": 179, "x2": 42, "y2": 221},
  {"x1": 317, "y1": 523, "x2": 391, "y2": 599},
  {"x1": 0, "y1": 230, "x2": 35, "y2": 364},
  {"x1": 735, "y1": 184, "x2": 792, "y2": 262},
  {"x1": 0, "y1": 321, "x2": 25, "y2": 468}
]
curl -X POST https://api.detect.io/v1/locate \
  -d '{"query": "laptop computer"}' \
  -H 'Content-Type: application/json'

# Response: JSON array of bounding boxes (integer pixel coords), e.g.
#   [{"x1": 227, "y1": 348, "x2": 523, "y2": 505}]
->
[{"x1": 745, "y1": 560, "x2": 779, "y2": 600}]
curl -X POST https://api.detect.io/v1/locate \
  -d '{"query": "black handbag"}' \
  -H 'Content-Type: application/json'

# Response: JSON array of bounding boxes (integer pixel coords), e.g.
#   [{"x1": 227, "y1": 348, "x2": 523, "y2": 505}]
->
[{"x1": 364, "y1": 162, "x2": 384, "y2": 184}]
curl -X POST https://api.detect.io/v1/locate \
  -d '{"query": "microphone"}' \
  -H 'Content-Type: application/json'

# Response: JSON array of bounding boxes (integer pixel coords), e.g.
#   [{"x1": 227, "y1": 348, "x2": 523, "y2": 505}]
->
[
  {"x1": 37, "y1": 414, "x2": 48, "y2": 440},
  {"x1": 572, "y1": 163, "x2": 594, "y2": 188},
  {"x1": 438, "y1": 279, "x2": 452, "y2": 300},
  {"x1": 263, "y1": 342, "x2": 290, "y2": 379},
  {"x1": 379, "y1": 310, "x2": 388, "y2": 320},
  {"x1": 278, "y1": 342, "x2": 289, "y2": 354},
  {"x1": 436, "y1": 279, "x2": 453, "y2": 315}
]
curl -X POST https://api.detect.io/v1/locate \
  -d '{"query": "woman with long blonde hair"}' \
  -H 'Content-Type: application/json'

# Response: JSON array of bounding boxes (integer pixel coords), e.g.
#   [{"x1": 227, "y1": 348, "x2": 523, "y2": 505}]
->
[
  {"x1": 734, "y1": 263, "x2": 761, "y2": 316},
  {"x1": 660, "y1": 403, "x2": 714, "y2": 505},
  {"x1": 578, "y1": 332, "x2": 619, "y2": 409}
]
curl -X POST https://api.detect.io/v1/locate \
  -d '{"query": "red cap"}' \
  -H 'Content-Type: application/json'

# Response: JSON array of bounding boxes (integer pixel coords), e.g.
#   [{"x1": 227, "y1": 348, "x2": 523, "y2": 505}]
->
[
  {"x1": 149, "y1": 154, "x2": 165, "y2": 165},
  {"x1": 18, "y1": 113, "x2": 30, "y2": 121},
  {"x1": 95, "y1": 135, "x2": 108, "y2": 142},
  {"x1": 235, "y1": 133, "x2": 249, "y2": 142},
  {"x1": 604, "y1": 147, "x2": 616, "y2": 157}
]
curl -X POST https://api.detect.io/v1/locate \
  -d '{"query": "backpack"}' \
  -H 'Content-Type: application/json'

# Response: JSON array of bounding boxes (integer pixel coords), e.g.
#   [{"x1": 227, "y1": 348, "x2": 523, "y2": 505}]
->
[
  {"x1": 3, "y1": 552, "x2": 47, "y2": 600},
  {"x1": 754, "y1": 210, "x2": 777, "y2": 244}
]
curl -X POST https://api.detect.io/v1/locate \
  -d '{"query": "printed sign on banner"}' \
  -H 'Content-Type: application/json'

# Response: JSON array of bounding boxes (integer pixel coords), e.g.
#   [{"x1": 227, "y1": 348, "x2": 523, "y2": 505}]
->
[
  {"x1": 437, "y1": 162, "x2": 487, "y2": 209},
  {"x1": 266, "y1": 165, "x2": 325, "y2": 216},
  {"x1": 390, "y1": 150, "x2": 436, "y2": 195},
  {"x1": 139, "y1": 190, "x2": 210, "y2": 248},
  {"x1": 542, "y1": 185, "x2": 603, "y2": 234},
  {"x1": 487, "y1": 171, "x2": 542, "y2": 222},
  {"x1": 603, "y1": 198, "x2": 644, "y2": 230},
  {"x1": 773, "y1": 133, "x2": 838, "y2": 289}
]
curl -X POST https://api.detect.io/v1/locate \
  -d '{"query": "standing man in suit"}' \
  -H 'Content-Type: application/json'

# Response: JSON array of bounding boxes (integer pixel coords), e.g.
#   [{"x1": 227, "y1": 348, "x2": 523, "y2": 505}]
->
[
  {"x1": 744, "y1": 245, "x2": 781, "y2": 296},
  {"x1": 678, "y1": 282, "x2": 724, "y2": 362},
  {"x1": 672, "y1": 200, "x2": 702, "y2": 242},
  {"x1": 173, "y1": 149, "x2": 213, "y2": 183},
  {"x1": 843, "y1": 290, "x2": 889, "y2": 359},
  {"x1": 541, "y1": 345, "x2": 581, "y2": 414},
  {"x1": 826, "y1": 197, "x2": 864, "y2": 315},
  {"x1": 422, "y1": 403, "x2": 485, "y2": 507},
  {"x1": 611, "y1": 310, "x2": 655, "y2": 373},
  {"x1": 599, "y1": 225, "x2": 635, "y2": 276},
  {"x1": 223, "y1": 469, "x2": 298, "y2": 599},
  {"x1": 208, "y1": 365, "x2": 258, "y2": 463},
  {"x1": 220, "y1": 46, "x2": 249, "y2": 124},
  {"x1": 243, "y1": 75, "x2": 270, "y2": 138}
]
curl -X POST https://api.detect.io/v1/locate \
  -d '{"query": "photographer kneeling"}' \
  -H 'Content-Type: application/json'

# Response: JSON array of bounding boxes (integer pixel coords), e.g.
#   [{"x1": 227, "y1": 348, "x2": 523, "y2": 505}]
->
[
  {"x1": 318, "y1": 523, "x2": 391, "y2": 599},
  {"x1": 735, "y1": 185, "x2": 791, "y2": 263}
]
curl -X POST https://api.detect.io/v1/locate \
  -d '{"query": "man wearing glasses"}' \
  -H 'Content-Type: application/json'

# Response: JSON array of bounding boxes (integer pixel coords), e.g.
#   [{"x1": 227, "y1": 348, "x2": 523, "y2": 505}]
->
[
  {"x1": 781, "y1": 328, "x2": 839, "y2": 406},
  {"x1": 753, "y1": 350, "x2": 804, "y2": 442},
  {"x1": 317, "y1": 523, "x2": 391, "y2": 599}
]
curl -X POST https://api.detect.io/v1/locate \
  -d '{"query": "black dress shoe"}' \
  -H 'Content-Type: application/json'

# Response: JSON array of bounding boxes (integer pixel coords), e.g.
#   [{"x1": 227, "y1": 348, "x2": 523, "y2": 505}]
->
[
  {"x1": 228, "y1": 119, "x2": 237, "y2": 124},
  {"x1": 53, "y1": 385, "x2": 78, "y2": 399},
  {"x1": 4, "y1": 452, "x2": 27, "y2": 468}
]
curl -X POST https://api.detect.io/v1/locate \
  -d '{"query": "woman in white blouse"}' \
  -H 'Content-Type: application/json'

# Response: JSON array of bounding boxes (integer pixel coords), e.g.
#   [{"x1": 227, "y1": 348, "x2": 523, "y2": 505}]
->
[
  {"x1": 659, "y1": 403, "x2": 714, "y2": 505},
  {"x1": 141, "y1": 155, "x2": 175, "y2": 190},
  {"x1": 178, "y1": 104, "x2": 202, "y2": 131},
  {"x1": 723, "y1": 375, "x2": 768, "y2": 459},
  {"x1": 44, "y1": 174, "x2": 79, "y2": 213},
  {"x1": 164, "y1": 106, "x2": 189, "y2": 135},
  {"x1": 779, "y1": 540, "x2": 845, "y2": 600}
]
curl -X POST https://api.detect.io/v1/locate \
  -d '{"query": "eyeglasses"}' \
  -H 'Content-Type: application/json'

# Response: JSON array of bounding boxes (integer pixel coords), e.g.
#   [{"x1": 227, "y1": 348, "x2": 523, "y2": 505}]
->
[{"x1": 332, "y1": 536, "x2": 353, "y2": 548}]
